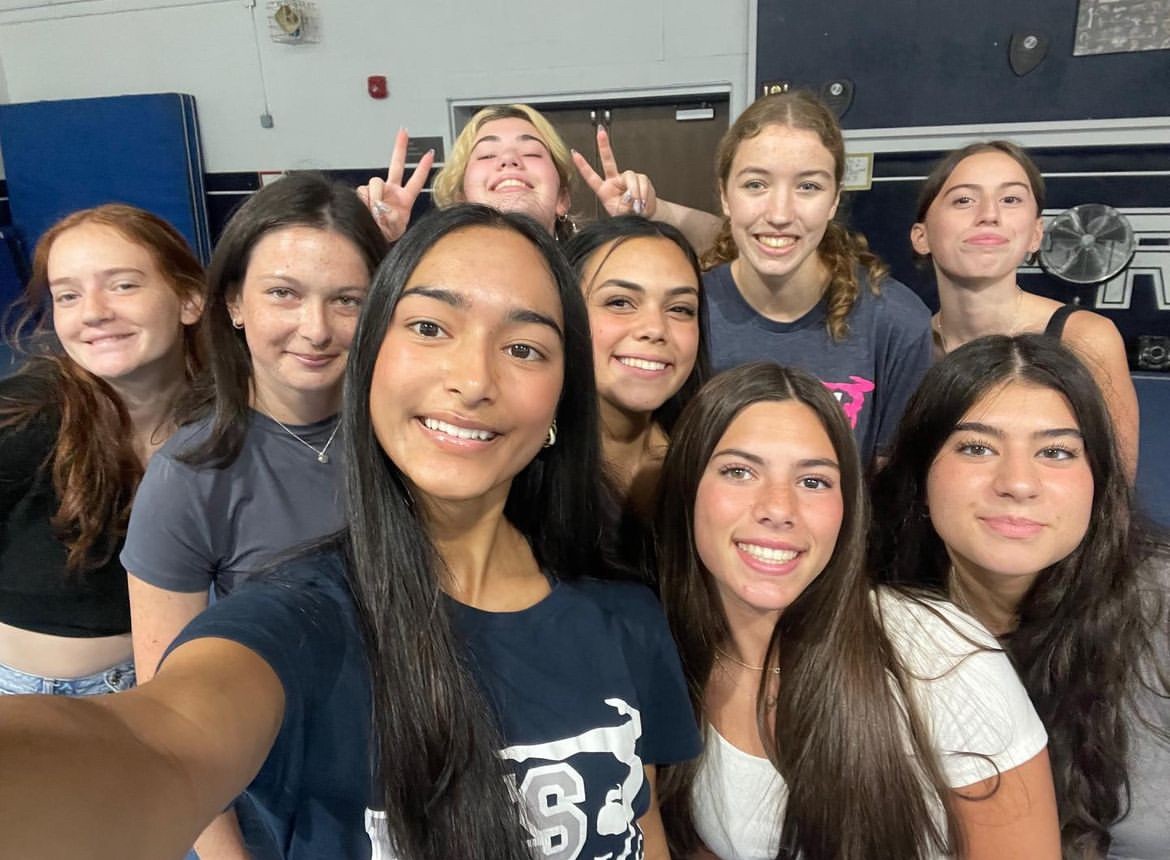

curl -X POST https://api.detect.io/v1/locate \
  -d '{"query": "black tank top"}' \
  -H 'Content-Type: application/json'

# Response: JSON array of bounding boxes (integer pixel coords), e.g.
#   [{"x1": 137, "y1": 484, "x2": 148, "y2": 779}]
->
[{"x1": 1044, "y1": 304, "x2": 1081, "y2": 340}]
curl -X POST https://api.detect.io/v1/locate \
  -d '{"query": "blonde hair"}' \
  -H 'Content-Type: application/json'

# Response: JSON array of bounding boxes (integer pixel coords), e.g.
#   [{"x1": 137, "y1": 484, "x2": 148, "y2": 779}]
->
[
  {"x1": 433, "y1": 104, "x2": 575, "y2": 240},
  {"x1": 702, "y1": 92, "x2": 886, "y2": 341}
]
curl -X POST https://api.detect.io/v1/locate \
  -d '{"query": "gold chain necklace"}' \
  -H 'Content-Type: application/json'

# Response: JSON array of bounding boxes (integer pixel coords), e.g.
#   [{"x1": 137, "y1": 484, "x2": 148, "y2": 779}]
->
[{"x1": 714, "y1": 646, "x2": 781, "y2": 676}]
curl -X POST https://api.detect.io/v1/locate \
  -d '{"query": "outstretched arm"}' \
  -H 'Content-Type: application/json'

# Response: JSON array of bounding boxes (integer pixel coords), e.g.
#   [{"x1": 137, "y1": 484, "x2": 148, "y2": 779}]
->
[
  {"x1": 573, "y1": 126, "x2": 722, "y2": 252},
  {"x1": 356, "y1": 128, "x2": 436, "y2": 242},
  {"x1": 0, "y1": 637, "x2": 284, "y2": 860}
]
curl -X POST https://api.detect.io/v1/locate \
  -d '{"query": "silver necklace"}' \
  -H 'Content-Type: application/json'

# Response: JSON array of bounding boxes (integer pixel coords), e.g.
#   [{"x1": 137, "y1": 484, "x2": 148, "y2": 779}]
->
[{"x1": 268, "y1": 415, "x2": 341, "y2": 463}]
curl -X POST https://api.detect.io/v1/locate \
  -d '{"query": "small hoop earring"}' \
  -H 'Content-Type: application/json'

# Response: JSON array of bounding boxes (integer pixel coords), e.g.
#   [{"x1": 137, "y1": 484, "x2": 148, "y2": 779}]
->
[
  {"x1": 231, "y1": 319, "x2": 244, "y2": 330},
  {"x1": 543, "y1": 420, "x2": 557, "y2": 449}
]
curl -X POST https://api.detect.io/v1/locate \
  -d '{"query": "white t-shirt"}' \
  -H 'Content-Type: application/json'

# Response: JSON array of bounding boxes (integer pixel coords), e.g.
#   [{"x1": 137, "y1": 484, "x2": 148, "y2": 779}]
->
[{"x1": 693, "y1": 589, "x2": 1048, "y2": 860}]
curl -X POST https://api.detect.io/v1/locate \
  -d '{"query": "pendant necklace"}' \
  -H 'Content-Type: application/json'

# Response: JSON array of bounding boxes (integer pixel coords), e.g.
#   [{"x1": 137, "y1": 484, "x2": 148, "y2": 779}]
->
[{"x1": 269, "y1": 415, "x2": 341, "y2": 464}]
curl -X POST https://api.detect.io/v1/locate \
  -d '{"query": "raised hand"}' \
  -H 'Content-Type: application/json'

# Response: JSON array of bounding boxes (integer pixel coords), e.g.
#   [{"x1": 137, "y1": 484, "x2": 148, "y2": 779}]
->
[
  {"x1": 356, "y1": 128, "x2": 436, "y2": 242},
  {"x1": 572, "y1": 126, "x2": 659, "y2": 218}
]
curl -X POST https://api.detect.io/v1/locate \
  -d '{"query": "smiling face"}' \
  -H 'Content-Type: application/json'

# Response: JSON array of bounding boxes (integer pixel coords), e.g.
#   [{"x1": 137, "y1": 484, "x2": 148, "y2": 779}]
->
[
  {"x1": 693, "y1": 399, "x2": 844, "y2": 623},
  {"x1": 459, "y1": 117, "x2": 569, "y2": 233},
  {"x1": 227, "y1": 225, "x2": 371, "y2": 423},
  {"x1": 47, "y1": 222, "x2": 199, "y2": 391},
  {"x1": 911, "y1": 151, "x2": 1044, "y2": 288},
  {"x1": 580, "y1": 236, "x2": 700, "y2": 419},
  {"x1": 925, "y1": 380, "x2": 1094, "y2": 592},
  {"x1": 369, "y1": 225, "x2": 564, "y2": 510},
  {"x1": 719, "y1": 124, "x2": 840, "y2": 288}
]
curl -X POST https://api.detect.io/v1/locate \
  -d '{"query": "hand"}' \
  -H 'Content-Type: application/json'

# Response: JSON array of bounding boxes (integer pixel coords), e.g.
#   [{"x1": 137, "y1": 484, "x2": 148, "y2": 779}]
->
[
  {"x1": 356, "y1": 128, "x2": 435, "y2": 242},
  {"x1": 572, "y1": 126, "x2": 658, "y2": 218}
]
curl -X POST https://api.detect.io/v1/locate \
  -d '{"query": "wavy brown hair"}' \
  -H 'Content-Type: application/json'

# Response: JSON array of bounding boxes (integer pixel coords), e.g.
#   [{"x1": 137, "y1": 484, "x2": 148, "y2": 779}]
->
[
  {"x1": 657, "y1": 362, "x2": 958, "y2": 859},
  {"x1": 701, "y1": 91, "x2": 887, "y2": 341},
  {"x1": 2, "y1": 205, "x2": 205, "y2": 572},
  {"x1": 871, "y1": 334, "x2": 1169, "y2": 858}
]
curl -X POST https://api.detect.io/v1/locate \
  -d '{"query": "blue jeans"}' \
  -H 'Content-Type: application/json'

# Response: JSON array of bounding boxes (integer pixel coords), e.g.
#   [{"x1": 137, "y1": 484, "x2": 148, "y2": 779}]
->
[{"x1": 0, "y1": 658, "x2": 135, "y2": 696}]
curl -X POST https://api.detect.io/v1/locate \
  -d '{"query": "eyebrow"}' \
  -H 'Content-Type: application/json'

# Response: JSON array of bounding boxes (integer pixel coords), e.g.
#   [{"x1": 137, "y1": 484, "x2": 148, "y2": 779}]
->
[
  {"x1": 401, "y1": 285, "x2": 564, "y2": 339},
  {"x1": 953, "y1": 421, "x2": 1082, "y2": 440},
  {"x1": 711, "y1": 447, "x2": 840, "y2": 470},
  {"x1": 597, "y1": 279, "x2": 699, "y2": 298},
  {"x1": 49, "y1": 267, "x2": 146, "y2": 286},
  {"x1": 733, "y1": 166, "x2": 834, "y2": 180},
  {"x1": 943, "y1": 181, "x2": 1031, "y2": 195},
  {"x1": 472, "y1": 133, "x2": 548, "y2": 149}
]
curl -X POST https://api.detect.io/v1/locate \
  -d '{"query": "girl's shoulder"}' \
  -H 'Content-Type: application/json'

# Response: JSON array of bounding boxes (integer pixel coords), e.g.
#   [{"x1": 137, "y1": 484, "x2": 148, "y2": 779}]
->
[{"x1": 873, "y1": 586, "x2": 1001, "y2": 669}]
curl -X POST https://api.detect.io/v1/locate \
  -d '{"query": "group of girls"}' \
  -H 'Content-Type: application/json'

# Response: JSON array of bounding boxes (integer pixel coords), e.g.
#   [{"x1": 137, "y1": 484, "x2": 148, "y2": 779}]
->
[{"x1": 0, "y1": 89, "x2": 1162, "y2": 860}]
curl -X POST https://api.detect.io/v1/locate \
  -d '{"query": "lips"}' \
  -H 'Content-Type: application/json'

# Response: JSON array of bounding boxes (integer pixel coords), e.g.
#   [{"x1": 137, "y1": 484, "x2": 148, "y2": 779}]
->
[
  {"x1": 965, "y1": 233, "x2": 1010, "y2": 246},
  {"x1": 491, "y1": 177, "x2": 532, "y2": 192},
  {"x1": 735, "y1": 540, "x2": 803, "y2": 573},
  {"x1": 980, "y1": 515, "x2": 1045, "y2": 539},
  {"x1": 616, "y1": 355, "x2": 669, "y2": 373},
  {"x1": 83, "y1": 332, "x2": 134, "y2": 347},
  {"x1": 755, "y1": 234, "x2": 798, "y2": 251},
  {"x1": 288, "y1": 352, "x2": 339, "y2": 368},
  {"x1": 420, "y1": 416, "x2": 499, "y2": 443}
]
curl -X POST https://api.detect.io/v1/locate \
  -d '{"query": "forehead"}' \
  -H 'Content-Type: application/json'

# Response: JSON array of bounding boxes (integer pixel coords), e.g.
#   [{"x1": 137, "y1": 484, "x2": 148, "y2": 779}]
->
[
  {"x1": 245, "y1": 225, "x2": 365, "y2": 270},
  {"x1": 959, "y1": 380, "x2": 1079, "y2": 429},
  {"x1": 730, "y1": 125, "x2": 836, "y2": 173},
  {"x1": 404, "y1": 226, "x2": 561, "y2": 316},
  {"x1": 944, "y1": 151, "x2": 1034, "y2": 189},
  {"x1": 472, "y1": 117, "x2": 548, "y2": 148},
  {"x1": 49, "y1": 223, "x2": 156, "y2": 271},
  {"x1": 714, "y1": 399, "x2": 835, "y2": 458},
  {"x1": 586, "y1": 236, "x2": 695, "y2": 286}
]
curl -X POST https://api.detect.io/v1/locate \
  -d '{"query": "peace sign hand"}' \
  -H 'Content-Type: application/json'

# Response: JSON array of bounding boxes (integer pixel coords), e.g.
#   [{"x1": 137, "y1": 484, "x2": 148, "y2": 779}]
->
[
  {"x1": 356, "y1": 128, "x2": 436, "y2": 242},
  {"x1": 572, "y1": 126, "x2": 658, "y2": 218}
]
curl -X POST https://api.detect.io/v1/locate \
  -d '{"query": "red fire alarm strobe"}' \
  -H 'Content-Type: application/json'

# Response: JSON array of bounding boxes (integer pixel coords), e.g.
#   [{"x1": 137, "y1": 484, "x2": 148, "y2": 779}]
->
[{"x1": 368, "y1": 76, "x2": 388, "y2": 99}]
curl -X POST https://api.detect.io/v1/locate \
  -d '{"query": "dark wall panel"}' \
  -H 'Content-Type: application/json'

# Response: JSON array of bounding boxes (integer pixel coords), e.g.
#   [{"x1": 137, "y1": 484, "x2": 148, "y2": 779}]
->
[{"x1": 756, "y1": 0, "x2": 1170, "y2": 127}]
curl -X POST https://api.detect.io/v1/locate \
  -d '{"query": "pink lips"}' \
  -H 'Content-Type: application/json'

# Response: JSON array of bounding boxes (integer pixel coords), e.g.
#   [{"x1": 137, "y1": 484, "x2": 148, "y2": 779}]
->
[
  {"x1": 289, "y1": 352, "x2": 337, "y2": 368},
  {"x1": 980, "y1": 516, "x2": 1045, "y2": 539},
  {"x1": 965, "y1": 233, "x2": 1010, "y2": 247}
]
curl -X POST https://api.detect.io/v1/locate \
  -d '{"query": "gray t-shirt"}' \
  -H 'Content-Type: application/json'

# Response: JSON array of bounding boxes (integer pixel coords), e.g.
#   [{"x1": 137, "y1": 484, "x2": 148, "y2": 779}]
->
[
  {"x1": 121, "y1": 411, "x2": 345, "y2": 597},
  {"x1": 1109, "y1": 555, "x2": 1170, "y2": 859},
  {"x1": 702, "y1": 264, "x2": 933, "y2": 463}
]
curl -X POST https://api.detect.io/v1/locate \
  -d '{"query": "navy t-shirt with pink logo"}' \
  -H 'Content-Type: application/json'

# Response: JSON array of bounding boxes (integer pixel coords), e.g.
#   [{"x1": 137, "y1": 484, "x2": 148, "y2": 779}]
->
[{"x1": 702, "y1": 263, "x2": 932, "y2": 463}]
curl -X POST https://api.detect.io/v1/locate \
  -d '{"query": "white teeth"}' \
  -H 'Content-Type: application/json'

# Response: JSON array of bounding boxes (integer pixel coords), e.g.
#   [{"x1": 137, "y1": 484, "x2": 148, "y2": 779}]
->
[
  {"x1": 736, "y1": 542, "x2": 799, "y2": 563},
  {"x1": 495, "y1": 179, "x2": 528, "y2": 190},
  {"x1": 423, "y1": 418, "x2": 497, "y2": 441},
  {"x1": 757, "y1": 235, "x2": 796, "y2": 249},
  {"x1": 618, "y1": 357, "x2": 668, "y2": 371}
]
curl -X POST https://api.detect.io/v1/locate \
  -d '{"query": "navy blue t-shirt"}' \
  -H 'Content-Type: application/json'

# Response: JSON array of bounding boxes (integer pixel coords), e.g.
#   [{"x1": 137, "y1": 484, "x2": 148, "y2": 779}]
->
[
  {"x1": 702, "y1": 263, "x2": 933, "y2": 463},
  {"x1": 168, "y1": 550, "x2": 699, "y2": 859}
]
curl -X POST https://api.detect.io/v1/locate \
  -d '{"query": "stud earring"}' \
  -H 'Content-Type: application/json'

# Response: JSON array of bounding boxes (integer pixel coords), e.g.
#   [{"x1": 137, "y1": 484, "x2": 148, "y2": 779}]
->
[
  {"x1": 543, "y1": 420, "x2": 558, "y2": 448},
  {"x1": 231, "y1": 318, "x2": 244, "y2": 330}
]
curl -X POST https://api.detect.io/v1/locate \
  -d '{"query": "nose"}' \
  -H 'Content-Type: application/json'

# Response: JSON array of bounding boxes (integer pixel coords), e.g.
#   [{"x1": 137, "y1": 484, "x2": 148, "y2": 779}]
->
[
  {"x1": 634, "y1": 308, "x2": 668, "y2": 344},
  {"x1": 445, "y1": 336, "x2": 497, "y2": 406},
  {"x1": 751, "y1": 479, "x2": 796, "y2": 528},
  {"x1": 298, "y1": 300, "x2": 333, "y2": 348},
  {"x1": 497, "y1": 144, "x2": 522, "y2": 169},
  {"x1": 80, "y1": 289, "x2": 113, "y2": 325},
  {"x1": 764, "y1": 188, "x2": 794, "y2": 224},
  {"x1": 992, "y1": 449, "x2": 1040, "y2": 500},
  {"x1": 975, "y1": 195, "x2": 1001, "y2": 224}
]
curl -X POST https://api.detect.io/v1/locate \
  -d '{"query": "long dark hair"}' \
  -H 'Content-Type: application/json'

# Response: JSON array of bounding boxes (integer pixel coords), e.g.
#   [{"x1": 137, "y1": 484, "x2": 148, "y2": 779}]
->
[
  {"x1": 339, "y1": 204, "x2": 606, "y2": 859},
  {"x1": 1, "y1": 204, "x2": 204, "y2": 572},
  {"x1": 657, "y1": 362, "x2": 956, "y2": 860},
  {"x1": 701, "y1": 91, "x2": 887, "y2": 341},
  {"x1": 871, "y1": 334, "x2": 1168, "y2": 857},
  {"x1": 181, "y1": 173, "x2": 388, "y2": 466},
  {"x1": 563, "y1": 215, "x2": 710, "y2": 434}
]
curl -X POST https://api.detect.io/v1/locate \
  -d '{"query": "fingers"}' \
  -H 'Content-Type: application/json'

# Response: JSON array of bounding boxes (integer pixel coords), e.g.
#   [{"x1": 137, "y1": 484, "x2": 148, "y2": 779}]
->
[
  {"x1": 355, "y1": 186, "x2": 370, "y2": 206},
  {"x1": 596, "y1": 126, "x2": 621, "y2": 179},
  {"x1": 572, "y1": 149, "x2": 606, "y2": 195},
  {"x1": 402, "y1": 148, "x2": 435, "y2": 198},
  {"x1": 386, "y1": 127, "x2": 409, "y2": 186}
]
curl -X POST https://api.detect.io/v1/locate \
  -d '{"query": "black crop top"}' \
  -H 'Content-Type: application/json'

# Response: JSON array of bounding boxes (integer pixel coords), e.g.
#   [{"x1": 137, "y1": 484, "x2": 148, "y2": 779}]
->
[{"x1": 0, "y1": 375, "x2": 130, "y2": 637}]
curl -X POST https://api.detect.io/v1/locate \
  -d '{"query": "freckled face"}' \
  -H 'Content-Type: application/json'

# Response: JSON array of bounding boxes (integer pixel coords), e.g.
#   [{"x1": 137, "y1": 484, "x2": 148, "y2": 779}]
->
[
  {"x1": 581, "y1": 236, "x2": 700, "y2": 417},
  {"x1": 925, "y1": 381, "x2": 1094, "y2": 589},
  {"x1": 47, "y1": 223, "x2": 200, "y2": 390},
  {"x1": 719, "y1": 125, "x2": 840, "y2": 286},
  {"x1": 460, "y1": 117, "x2": 569, "y2": 234},
  {"x1": 910, "y1": 151, "x2": 1044, "y2": 286},
  {"x1": 369, "y1": 226, "x2": 565, "y2": 509},
  {"x1": 694, "y1": 400, "x2": 844, "y2": 623}
]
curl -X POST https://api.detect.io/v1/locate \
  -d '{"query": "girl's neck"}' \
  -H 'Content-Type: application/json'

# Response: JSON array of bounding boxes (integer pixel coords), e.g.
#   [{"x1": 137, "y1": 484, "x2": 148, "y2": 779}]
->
[
  {"x1": 934, "y1": 275, "x2": 1025, "y2": 353},
  {"x1": 948, "y1": 561, "x2": 1039, "y2": 636},
  {"x1": 253, "y1": 386, "x2": 339, "y2": 426},
  {"x1": 720, "y1": 598, "x2": 781, "y2": 670},
  {"x1": 600, "y1": 401, "x2": 664, "y2": 491},
  {"x1": 730, "y1": 254, "x2": 829, "y2": 322},
  {"x1": 107, "y1": 364, "x2": 188, "y2": 466},
  {"x1": 427, "y1": 493, "x2": 549, "y2": 612}
]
